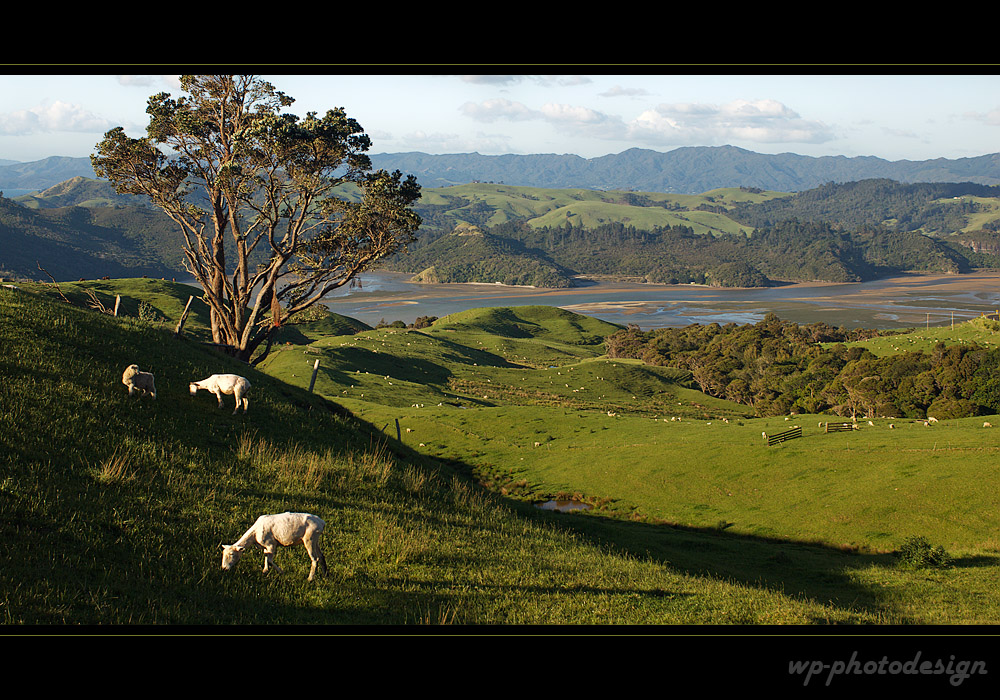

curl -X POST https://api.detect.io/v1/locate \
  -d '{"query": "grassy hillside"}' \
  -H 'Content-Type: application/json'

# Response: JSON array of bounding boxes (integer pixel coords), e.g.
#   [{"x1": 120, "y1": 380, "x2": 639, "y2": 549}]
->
[
  {"x1": 19, "y1": 276, "x2": 370, "y2": 346},
  {"x1": 0, "y1": 196, "x2": 182, "y2": 281},
  {"x1": 6, "y1": 280, "x2": 1000, "y2": 626},
  {"x1": 416, "y1": 183, "x2": 786, "y2": 235},
  {"x1": 0, "y1": 283, "x2": 889, "y2": 625},
  {"x1": 831, "y1": 315, "x2": 1000, "y2": 356}
]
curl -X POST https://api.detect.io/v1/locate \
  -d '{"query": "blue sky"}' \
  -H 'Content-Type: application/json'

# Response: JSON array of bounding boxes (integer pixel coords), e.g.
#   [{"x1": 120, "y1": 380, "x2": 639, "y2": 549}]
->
[{"x1": 1, "y1": 72, "x2": 998, "y2": 163}]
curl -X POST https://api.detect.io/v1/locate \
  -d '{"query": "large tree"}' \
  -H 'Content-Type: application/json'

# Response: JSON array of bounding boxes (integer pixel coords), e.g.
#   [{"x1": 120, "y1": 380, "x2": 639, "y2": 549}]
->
[{"x1": 91, "y1": 74, "x2": 421, "y2": 363}]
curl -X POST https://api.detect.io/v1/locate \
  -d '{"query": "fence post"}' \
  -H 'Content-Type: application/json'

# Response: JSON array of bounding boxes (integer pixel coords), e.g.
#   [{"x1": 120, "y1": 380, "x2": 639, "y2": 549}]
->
[
  {"x1": 113, "y1": 294, "x2": 121, "y2": 317},
  {"x1": 174, "y1": 295, "x2": 194, "y2": 337},
  {"x1": 395, "y1": 418, "x2": 401, "y2": 442},
  {"x1": 308, "y1": 358, "x2": 320, "y2": 393}
]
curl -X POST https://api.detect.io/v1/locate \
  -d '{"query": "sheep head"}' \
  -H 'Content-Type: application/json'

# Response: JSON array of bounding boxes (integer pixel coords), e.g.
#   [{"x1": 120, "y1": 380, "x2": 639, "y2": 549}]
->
[{"x1": 220, "y1": 544, "x2": 246, "y2": 571}]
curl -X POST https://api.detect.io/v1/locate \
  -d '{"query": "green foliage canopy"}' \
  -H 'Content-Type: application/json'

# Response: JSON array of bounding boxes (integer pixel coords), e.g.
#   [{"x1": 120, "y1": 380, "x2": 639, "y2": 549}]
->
[{"x1": 606, "y1": 314, "x2": 1000, "y2": 419}]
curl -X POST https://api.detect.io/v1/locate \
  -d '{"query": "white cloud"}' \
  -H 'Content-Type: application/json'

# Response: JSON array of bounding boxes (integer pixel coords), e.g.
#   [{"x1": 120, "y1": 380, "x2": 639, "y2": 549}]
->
[
  {"x1": 460, "y1": 98, "x2": 541, "y2": 122},
  {"x1": 459, "y1": 95, "x2": 833, "y2": 148},
  {"x1": 458, "y1": 75, "x2": 591, "y2": 88},
  {"x1": 540, "y1": 103, "x2": 607, "y2": 124},
  {"x1": 629, "y1": 98, "x2": 835, "y2": 146},
  {"x1": 390, "y1": 129, "x2": 515, "y2": 154},
  {"x1": 459, "y1": 75, "x2": 524, "y2": 86},
  {"x1": 599, "y1": 85, "x2": 651, "y2": 98},
  {"x1": 0, "y1": 101, "x2": 112, "y2": 136},
  {"x1": 967, "y1": 107, "x2": 1000, "y2": 127},
  {"x1": 117, "y1": 75, "x2": 182, "y2": 90}
]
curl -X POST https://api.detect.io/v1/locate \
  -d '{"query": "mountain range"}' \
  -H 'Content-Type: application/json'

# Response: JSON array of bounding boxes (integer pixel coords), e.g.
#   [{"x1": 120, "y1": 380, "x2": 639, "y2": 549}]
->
[{"x1": 4, "y1": 146, "x2": 1000, "y2": 194}]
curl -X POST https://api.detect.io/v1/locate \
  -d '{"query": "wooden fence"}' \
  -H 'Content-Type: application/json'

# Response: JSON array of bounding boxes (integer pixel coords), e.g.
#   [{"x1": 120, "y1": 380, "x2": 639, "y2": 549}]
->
[{"x1": 763, "y1": 426, "x2": 802, "y2": 446}]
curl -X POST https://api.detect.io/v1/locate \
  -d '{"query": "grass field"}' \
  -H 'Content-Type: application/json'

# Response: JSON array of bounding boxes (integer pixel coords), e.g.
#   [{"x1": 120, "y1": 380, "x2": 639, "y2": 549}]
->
[
  {"x1": 418, "y1": 183, "x2": 786, "y2": 235},
  {"x1": 4, "y1": 279, "x2": 1000, "y2": 626},
  {"x1": 833, "y1": 315, "x2": 1000, "y2": 356}
]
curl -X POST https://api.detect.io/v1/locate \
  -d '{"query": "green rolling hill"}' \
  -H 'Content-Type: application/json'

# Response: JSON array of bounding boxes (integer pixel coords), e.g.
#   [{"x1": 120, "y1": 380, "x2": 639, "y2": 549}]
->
[{"x1": 7, "y1": 278, "x2": 1000, "y2": 625}]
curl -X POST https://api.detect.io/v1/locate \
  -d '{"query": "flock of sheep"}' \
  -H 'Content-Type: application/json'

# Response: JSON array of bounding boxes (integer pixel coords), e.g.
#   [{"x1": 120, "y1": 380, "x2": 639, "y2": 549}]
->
[{"x1": 121, "y1": 364, "x2": 327, "y2": 581}]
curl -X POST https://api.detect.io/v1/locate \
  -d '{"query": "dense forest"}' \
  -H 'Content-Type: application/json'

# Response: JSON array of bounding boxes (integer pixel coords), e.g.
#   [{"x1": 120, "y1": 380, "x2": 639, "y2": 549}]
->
[
  {"x1": 406, "y1": 225, "x2": 577, "y2": 288},
  {"x1": 389, "y1": 217, "x2": 989, "y2": 288},
  {"x1": 605, "y1": 314, "x2": 1000, "y2": 420}
]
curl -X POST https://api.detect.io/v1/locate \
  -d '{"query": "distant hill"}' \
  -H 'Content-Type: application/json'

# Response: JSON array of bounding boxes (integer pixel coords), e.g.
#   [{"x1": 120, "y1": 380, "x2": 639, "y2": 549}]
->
[
  {"x1": 405, "y1": 224, "x2": 577, "y2": 288},
  {"x1": 0, "y1": 195, "x2": 184, "y2": 280},
  {"x1": 12, "y1": 176, "x2": 152, "y2": 209},
  {"x1": 6, "y1": 147, "x2": 1000, "y2": 195},
  {"x1": 370, "y1": 147, "x2": 1000, "y2": 193},
  {"x1": 729, "y1": 179, "x2": 1000, "y2": 233},
  {"x1": 0, "y1": 156, "x2": 98, "y2": 191}
]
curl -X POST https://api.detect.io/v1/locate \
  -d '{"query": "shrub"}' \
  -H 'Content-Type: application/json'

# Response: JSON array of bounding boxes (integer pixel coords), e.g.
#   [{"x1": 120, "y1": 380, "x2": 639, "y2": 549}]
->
[
  {"x1": 137, "y1": 301, "x2": 162, "y2": 323},
  {"x1": 895, "y1": 535, "x2": 952, "y2": 568}
]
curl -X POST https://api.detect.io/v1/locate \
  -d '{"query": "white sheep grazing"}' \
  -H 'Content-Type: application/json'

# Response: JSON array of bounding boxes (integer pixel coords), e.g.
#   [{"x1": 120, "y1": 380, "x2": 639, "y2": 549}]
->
[
  {"x1": 221, "y1": 512, "x2": 328, "y2": 581},
  {"x1": 122, "y1": 364, "x2": 156, "y2": 399},
  {"x1": 190, "y1": 373, "x2": 250, "y2": 414}
]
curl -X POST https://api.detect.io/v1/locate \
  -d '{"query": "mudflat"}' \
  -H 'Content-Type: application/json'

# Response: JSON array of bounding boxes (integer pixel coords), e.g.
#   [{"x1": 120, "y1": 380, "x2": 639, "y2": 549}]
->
[{"x1": 324, "y1": 271, "x2": 1000, "y2": 330}]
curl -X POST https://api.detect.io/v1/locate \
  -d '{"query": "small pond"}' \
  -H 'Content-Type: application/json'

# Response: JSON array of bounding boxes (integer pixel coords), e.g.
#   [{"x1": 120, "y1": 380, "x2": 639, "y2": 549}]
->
[{"x1": 535, "y1": 499, "x2": 593, "y2": 513}]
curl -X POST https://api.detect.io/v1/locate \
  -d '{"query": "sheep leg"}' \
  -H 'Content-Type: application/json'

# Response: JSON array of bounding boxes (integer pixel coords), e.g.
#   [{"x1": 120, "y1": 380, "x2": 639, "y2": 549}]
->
[
  {"x1": 304, "y1": 538, "x2": 326, "y2": 581},
  {"x1": 259, "y1": 535, "x2": 282, "y2": 575},
  {"x1": 214, "y1": 389, "x2": 224, "y2": 409},
  {"x1": 262, "y1": 547, "x2": 282, "y2": 575}
]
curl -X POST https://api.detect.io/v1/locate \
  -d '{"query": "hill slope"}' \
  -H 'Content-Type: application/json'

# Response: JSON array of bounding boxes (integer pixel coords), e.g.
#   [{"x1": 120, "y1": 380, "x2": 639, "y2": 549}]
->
[
  {"x1": 5, "y1": 284, "x2": 893, "y2": 625},
  {"x1": 0, "y1": 195, "x2": 185, "y2": 280},
  {"x1": 9, "y1": 281, "x2": 1000, "y2": 626},
  {"x1": 406, "y1": 225, "x2": 576, "y2": 287}
]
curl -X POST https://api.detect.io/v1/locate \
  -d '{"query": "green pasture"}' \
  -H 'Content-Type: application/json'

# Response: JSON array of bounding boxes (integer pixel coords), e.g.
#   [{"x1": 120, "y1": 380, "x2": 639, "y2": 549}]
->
[
  {"x1": 6, "y1": 279, "x2": 1000, "y2": 625},
  {"x1": 417, "y1": 183, "x2": 782, "y2": 235},
  {"x1": 355, "y1": 405, "x2": 1000, "y2": 553},
  {"x1": 833, "y1": 315, "x2": 1000, "y2": 356},
  {"x1": 526, "y1": 201, "x2": 739, "y2": 235}
]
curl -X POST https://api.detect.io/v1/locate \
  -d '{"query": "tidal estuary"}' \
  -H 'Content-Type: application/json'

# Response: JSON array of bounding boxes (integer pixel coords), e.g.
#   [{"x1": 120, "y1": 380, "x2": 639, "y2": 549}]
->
[{"x1": 321, "y1": 271, "x2": 1000, "y2": 331}]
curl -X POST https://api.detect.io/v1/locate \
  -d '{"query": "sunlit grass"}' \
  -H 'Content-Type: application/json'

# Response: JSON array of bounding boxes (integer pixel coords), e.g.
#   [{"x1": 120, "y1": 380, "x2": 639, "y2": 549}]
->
[{"x1": 5, "y1": 281, "x2": 1000, "y2": 626}]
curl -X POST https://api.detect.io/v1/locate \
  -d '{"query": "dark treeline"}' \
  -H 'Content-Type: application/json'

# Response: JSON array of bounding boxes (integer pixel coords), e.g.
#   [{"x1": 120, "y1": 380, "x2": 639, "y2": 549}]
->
[
  {"x1": 489, "y1": 218, "x2": 980, "y2": 286},
  {"x1": 605, "y1": 313, "x2": 1000, "y2": 420}
]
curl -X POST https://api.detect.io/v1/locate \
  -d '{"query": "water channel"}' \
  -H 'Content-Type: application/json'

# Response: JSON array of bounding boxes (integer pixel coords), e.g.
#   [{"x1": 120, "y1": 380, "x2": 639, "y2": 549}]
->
[{"x1": 321, "y1": 271, "x2": 1000, "y2": 331}]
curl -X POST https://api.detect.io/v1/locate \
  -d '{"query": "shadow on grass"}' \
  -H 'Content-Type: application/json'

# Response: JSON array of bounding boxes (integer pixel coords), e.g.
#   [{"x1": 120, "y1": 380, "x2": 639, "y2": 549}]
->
[
  {"x1": 949, "y1": 554, "x2": 1000, "y2": 568},
  {"x1": 502, "y1": 498, "x2": 911, "y2": 623}
]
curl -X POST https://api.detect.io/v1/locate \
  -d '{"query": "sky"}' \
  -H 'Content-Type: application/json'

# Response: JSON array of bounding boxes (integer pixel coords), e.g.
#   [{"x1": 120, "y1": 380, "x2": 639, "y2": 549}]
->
[{"x1": 1, "y1": 71, "x2": 999, "y2": 164}]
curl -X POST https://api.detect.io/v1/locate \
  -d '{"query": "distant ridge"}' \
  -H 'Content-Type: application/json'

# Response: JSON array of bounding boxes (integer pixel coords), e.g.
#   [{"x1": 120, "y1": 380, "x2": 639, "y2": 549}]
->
[
  {"x1": 4, "y1": 147, "x2": 1000, "y2": 195},
  {"x1": 0, "y1": 156, "x2": 99, "y2": 190},
  {"x1": 370, "y1": 146, "x2": 1000, "y2": 193}
]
